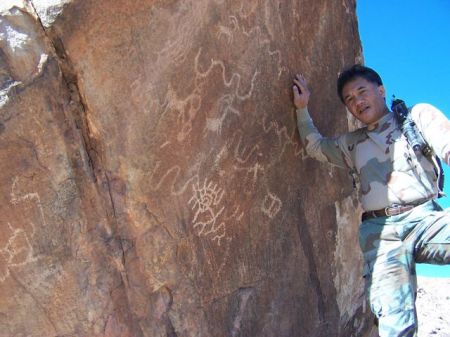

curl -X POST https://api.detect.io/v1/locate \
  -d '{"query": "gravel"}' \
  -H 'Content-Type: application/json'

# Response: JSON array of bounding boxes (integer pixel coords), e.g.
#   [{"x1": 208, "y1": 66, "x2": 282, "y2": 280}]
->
[{"x1": 416, "y1": 276, "x2": 450, "y2": 337}]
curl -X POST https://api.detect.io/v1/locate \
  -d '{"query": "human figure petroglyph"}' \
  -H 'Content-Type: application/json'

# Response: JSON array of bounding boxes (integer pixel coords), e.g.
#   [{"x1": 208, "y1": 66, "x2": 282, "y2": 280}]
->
[{"x1": 261, "y1": 192, "x2": 282, "y2": 219}]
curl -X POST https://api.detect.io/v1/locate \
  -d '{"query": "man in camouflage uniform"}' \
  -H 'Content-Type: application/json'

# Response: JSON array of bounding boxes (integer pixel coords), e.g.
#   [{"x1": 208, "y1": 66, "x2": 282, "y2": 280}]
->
[{"x1": 292, "y1": 64, "x2": 450, "y2": 337}]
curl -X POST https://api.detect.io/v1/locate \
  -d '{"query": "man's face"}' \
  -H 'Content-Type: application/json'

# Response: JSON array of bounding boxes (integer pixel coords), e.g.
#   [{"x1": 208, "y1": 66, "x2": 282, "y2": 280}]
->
[{"x1": 342, "y1": 77, "x2": 388, "y2": 126}]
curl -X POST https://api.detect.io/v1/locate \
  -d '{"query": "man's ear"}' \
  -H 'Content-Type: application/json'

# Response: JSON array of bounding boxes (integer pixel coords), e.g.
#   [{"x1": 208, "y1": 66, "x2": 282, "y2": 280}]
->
[{"x1": 378, "y1": 85, "x2": 386, "y2": 98}]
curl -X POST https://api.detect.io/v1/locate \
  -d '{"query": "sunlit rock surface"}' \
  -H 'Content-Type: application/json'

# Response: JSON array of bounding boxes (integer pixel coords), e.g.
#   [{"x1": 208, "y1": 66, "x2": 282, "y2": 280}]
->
[{"x1": 0, "y1": 1, "x2": 377, "y2": 336}]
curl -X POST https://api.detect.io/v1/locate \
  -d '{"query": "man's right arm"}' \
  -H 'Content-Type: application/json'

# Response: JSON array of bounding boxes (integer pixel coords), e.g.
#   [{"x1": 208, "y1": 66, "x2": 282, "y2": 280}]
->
[{"x1": 292, "y1": 74, "x2": 350, "y2": 169}]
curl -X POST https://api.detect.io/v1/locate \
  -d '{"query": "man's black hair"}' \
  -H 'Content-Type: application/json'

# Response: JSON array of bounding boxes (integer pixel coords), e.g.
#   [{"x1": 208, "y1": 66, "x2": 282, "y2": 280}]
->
[{"x1": 337, "y1": 64, "x2": 383, "y2": 103}]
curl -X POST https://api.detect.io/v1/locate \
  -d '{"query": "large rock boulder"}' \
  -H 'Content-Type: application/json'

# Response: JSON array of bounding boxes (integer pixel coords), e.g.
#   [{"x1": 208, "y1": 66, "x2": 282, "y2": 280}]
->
[{"x1": 0, "y1": 1, "x2": 375, "y2": 336}]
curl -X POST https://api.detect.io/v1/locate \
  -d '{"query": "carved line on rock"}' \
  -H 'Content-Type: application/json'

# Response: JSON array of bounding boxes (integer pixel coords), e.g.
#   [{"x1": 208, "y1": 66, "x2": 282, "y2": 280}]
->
[
  {"x1": 261, "y1": 114, "x2": 305, "y2": 159},
  {"x1": 10, "y1": 176, "x2": 47, "y2": 227},
  {"x1": 227, "y1": 14, "x2": 286, "y2": 79},
  {"x1": 194, "y1": 48, "x2": 259, "y2": 102},
  {"x1": 188, "y1": 178, "x2": 228, "y2": 246},
  {"x1": 146, "y1": 161, "x2": 199, "y2": 196},
  {"x1": 261, "y1": 192, "x2": 282, "y2": 219},
  {"x1": 0, "y1": 177, "x2": 44, "y2": 283},
  {"x1": 231, "y1": 130, "x2": 260, "y2": 165},
  {"x1": 0, "y1": 222, "x2": 37, "y2": 282}
]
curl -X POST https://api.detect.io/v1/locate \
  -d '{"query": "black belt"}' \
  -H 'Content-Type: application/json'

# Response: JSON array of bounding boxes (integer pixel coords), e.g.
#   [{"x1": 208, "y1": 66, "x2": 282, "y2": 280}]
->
[{"x1": 362, "y1": 200, "x2": 429, "y2": 221}]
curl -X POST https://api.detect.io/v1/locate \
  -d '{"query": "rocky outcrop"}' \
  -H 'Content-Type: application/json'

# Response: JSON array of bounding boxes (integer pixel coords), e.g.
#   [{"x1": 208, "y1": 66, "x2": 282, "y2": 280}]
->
[{"x1": 0, "y1": 1, "x2": 373, "y2": 336}]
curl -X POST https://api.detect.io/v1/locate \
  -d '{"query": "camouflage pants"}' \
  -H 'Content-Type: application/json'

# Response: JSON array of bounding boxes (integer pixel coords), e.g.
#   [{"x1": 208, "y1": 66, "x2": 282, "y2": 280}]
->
[{"x1": 359, "y1": 200, "x2": 450, "y2": 337}]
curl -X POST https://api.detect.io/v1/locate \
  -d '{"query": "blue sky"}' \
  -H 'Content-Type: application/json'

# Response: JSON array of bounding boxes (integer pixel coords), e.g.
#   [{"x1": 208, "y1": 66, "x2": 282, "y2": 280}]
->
[{"x1": 356, "y1": 1, "x2": 450, "y2": 277}]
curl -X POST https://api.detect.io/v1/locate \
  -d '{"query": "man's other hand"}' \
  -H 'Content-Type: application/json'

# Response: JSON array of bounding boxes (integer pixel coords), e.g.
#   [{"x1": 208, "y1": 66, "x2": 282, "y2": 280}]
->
[{"x1": 293, "y1": 73, "x2": 310, "y2": 109}]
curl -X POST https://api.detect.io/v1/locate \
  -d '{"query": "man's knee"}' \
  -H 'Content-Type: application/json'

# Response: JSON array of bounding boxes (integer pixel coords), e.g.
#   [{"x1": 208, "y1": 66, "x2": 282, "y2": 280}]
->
[
  {"x1": 369, "y1": 283, "x2": 417, "y2": 337},
  {"x1": 376, "y1": 307, "x2": 417, "y2": 337}
]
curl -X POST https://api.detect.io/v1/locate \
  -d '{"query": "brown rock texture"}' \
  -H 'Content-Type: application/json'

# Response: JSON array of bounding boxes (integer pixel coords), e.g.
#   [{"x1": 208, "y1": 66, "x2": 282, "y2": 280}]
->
[{"x1": 0, "y1": 1, "x2": 374, "y2": 336}]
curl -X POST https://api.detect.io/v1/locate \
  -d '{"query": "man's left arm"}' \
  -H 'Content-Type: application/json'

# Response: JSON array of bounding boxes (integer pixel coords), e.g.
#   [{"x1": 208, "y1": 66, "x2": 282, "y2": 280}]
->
[{"x1": 412, "y1": 103, "x2": 450, "y2": 166}]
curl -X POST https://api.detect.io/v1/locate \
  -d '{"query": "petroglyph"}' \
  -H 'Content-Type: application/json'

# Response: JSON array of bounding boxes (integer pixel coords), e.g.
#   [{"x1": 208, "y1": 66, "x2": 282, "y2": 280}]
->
[
  {"x1": 233, "y1": 162, "x2": 265, "y2": 189},
  {"x1": 146, "y1": 161, "x2": 198, "y2": 196},
  {"x1": 130, "y1": 76, "x2": 155, "y2": 112},
  {"x1": 188, "y1": 178, "x2": 227, "y2": 245},
  {"x1": 194, "y1": 48, "x2": 260, "y2": 102},
  {"x1": 217, "y1": 16, "x2": 239, "y2": 45},
  {"x1": 163, "y1": 83, "x2": 203, "y2": 142},
  {"x1": 0, "y1": 177, "x2": 45, "y2": 283},
  {"x1": 228, "y1": 131, "x2": 265, "y2": 188},
  {"x1": 261, "y1": 114, "x2": 306, "y2": 159},
  {"x1": 186, "y1": 177, "x2": 246, "y2": 284},
  {"x1": 154, "y1": 42, "x2": 261, "y2": 142},
  {"x1": 153, "y1": 12, "x2": 288, "y2": 145},
  {"x1": 0, "y1": 222, "x2": 36, "y2": 282},
  {"x1": 159, "y1": 141, "x2": 171, "y2": 149},
  {"x1": 261, "y1": 192, "x2": 282, "y2": 219},
  {"x1": 10, "y1": 176, "x2": 47, "y2": 227},
  {"x1": 225, "y1": 205, "x2": 245, "y2": 222},
  {"x1": 220, "y1": 14, "x2": 286, "y2": 79},
  {"x1": 231, "y1": 131, "x2": 260, "y2": 165},
  {"x1": 205, "y1": 94, "x2": 241, "y2": 134}
]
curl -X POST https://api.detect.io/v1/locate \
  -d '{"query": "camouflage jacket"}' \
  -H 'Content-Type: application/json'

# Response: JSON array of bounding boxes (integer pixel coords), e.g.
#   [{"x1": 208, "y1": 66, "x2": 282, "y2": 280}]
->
[{"x1": 296, "y1": 103, "x2": 450, "y2": 211}]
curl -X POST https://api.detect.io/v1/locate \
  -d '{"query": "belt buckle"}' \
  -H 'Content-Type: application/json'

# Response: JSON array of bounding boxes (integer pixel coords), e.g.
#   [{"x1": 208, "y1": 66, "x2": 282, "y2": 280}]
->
[{"x1": 384, "y1": 204, "x2": 402, "y2": 216}]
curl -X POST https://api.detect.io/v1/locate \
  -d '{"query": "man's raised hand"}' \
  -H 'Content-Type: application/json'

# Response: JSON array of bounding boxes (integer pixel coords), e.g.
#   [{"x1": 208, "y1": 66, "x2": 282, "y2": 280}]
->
[{"x1": 292, "y1": 73, "x2": 310, "y2": 109}]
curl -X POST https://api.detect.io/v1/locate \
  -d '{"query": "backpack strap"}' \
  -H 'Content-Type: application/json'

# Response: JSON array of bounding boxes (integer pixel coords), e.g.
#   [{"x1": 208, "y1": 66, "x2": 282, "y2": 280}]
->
[
  {"x1": 408, "y1": 104, "x2": 446, "y2": 197},
  {"x1": 392, "y1": 98, "x2": 445, "y2": 197}
]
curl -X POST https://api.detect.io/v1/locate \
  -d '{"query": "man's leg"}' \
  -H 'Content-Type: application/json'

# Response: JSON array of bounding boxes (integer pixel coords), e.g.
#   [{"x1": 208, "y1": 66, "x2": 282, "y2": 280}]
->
[
  {"x1": 411, "y1": 201, "x2": 450, "y2": 264},
  {"x1": 360, "y1": 218, "x2": 418, "y2": 337},
  {"x1": 360, "y1": 201, "x2": 450, "y2": 337}
]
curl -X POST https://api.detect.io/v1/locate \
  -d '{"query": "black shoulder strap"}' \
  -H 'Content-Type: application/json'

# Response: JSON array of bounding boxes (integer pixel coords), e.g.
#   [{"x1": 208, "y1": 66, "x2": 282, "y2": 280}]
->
[{"x1": 408, "y1": 104, "x2": 445, "y2": 197}]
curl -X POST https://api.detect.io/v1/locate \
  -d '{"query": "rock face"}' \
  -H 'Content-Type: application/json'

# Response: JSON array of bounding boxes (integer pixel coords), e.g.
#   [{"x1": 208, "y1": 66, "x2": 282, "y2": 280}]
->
[{"x1": 0, "y1": 1, "x2": 373, "y2": 336}]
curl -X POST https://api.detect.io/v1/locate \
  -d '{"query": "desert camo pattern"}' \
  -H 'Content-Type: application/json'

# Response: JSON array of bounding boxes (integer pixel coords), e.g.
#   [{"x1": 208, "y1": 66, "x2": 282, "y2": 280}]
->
[
  {"x1": 359, "y1": 200, "x2": 450, "y2": 337},
  {"x1": 296, "y1": 103, "x2": 450, "y2": 211}
]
